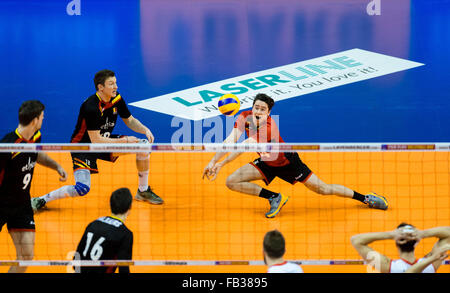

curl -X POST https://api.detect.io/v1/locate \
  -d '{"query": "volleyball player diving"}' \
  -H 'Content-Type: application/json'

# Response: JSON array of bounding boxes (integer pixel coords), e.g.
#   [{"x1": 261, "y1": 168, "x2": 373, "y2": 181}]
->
[{"x1": 202, "y1": 93, "x2": 388, "y2": 218}]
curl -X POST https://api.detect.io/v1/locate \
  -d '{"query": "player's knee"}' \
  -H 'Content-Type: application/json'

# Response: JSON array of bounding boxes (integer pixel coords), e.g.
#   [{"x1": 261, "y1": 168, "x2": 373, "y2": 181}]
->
[
  {"x1": 20, "y1": 253, "x2": 34, "y2": 261},
  {"x1": 136, "y1": 153, "x2": 150, "y2": 160},
  {"x1": 317, "y1": 184, "x2": 332, "y2": 195},
  {"x1": 73, "y1": 169, "x2": 91, "y2": 196},
  {"x1": 17, "y1": 250, "x2": 34, "y2": 261},
  {"x1": 225, "y1": 176, "x2": 238, "y2": 191},
  {"x1": 74, "y1": 182, "x2": 90, "y2": 196}
]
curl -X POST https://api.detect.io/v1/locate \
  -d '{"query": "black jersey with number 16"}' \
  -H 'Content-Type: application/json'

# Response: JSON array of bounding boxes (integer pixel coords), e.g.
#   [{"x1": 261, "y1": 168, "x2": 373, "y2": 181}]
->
[{"x1": 75, "y1": 216, "x2": 133, "y2": 273}]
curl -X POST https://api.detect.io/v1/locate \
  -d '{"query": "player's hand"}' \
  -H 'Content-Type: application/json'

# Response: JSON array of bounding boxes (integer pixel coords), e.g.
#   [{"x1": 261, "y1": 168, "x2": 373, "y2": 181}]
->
[
  {"x1": 203, "y1": 162, "x2": 223, "y2": 181},
  {"x1": 126, "y1": 136, "x2": 140, "y2": 143},
  {"x1": 393, "y1": 227, "x2": 419, "y2": 244},
  {"x1": 202, "y1": 161, "x2": 217, "y2": 180},
  {"x1": 57, "y1": 166, "x2": 68, "y2": 182},
  {"x1": 145, "y1": 129, "x2": 155, "y2": 143},
  {"x1": 209, "y1": 162, "x2": 224, "y2": 181},
  {"x1": 202, "y1": 163, "x2": 213, "y2": 180}
]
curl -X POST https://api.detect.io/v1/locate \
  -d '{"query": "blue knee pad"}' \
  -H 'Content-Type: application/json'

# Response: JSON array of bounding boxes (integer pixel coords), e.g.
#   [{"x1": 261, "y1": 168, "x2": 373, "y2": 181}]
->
[{"x1": 74, "y1": 182, "x2": 90, "y2": 196}]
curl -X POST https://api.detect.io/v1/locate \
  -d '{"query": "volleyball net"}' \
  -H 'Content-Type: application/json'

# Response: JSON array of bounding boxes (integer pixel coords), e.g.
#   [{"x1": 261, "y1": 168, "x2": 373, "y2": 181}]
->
[{"x1": 0, "y1": 142, "x2": 449, "y2": 272}]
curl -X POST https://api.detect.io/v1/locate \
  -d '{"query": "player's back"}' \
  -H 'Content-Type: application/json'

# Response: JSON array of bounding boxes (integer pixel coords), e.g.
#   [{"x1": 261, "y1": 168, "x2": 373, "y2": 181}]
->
[
  {"x1": 267, "y1": 261, "x2": 303, "y2": 273},
  {"x1": 70, "y1": 94, "x2": 100, "y2": 143},
  {"x1": 389, "y1": 258, "x2": 435, "y2": 273},
  {"x1": 0, "y1": 130, "x2": 41, "y2": 207},
  {"x1": 75, "y1": 216, "x2": 133, "y2": 273}
]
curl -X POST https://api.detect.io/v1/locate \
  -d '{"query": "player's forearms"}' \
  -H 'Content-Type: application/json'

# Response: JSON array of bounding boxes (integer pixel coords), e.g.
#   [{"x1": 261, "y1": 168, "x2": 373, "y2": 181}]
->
[
  {"x1": 125, "y1": 117, "x2": 148, "y2": 134},
  {"x1": 211, "y1": 152, "x2": 227, "y2": 164},
  {"x1": 90, "y1": 135, "x2": 128, "y2": 144},
  {"x1": 36, "y1": 153, "x2": 61, "y2": 170},
  {"x1": 351, "y1": 232, "x2": 394, "y2": 245},
  {"x1": 422, "y1": 227, "x2": 450, "y2": 239},
  {"x1": 223, "y1": 152, "x2": 242, "y2": 164}
]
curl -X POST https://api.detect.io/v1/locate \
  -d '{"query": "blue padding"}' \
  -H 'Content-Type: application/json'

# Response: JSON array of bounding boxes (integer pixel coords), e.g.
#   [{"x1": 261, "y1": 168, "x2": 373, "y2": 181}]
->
[
  {"x1": 218, "y1": 98, "x2": 239, "y2": 107},
  {"x1": 74, "y1": 182, "x2": 90, "y2": 196}
]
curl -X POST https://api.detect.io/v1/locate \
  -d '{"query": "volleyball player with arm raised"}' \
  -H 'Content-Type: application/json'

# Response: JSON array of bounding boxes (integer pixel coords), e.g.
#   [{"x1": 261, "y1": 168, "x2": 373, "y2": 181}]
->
[
  {"x1": 351, "y1": 223, "x2": 450, "y2": 273},
  {"x1": 405, "y1": 243, "x2": 450, "y2": 273}
]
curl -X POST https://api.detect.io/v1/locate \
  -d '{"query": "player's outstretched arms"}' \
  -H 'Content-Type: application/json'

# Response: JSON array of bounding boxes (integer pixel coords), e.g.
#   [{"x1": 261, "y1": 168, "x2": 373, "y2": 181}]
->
[
  {"x1": 88, "y1": 130, "x2": 138, "y2": 144},
  {"x1": 122, "y1": 115, "x2": 154, "y2": 143},
  {"x1": 202, "y1": 128, "x2": 243, "y2": 181}
]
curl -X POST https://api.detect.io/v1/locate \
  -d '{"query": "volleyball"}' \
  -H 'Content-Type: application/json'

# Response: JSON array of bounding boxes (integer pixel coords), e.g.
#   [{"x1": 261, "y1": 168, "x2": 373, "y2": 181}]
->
[{"x1": 218, "y1": 93, "x2": 240, "y2": 116}]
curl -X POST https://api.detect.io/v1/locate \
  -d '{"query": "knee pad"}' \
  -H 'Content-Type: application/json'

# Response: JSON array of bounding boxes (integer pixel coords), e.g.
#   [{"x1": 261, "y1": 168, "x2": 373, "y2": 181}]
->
[
  {"x1": 74, "y1": 182, "x2": 90, "y2": 196},
  {"x1": 73, "y1": 169, "x2": 91, "y2": 196}
]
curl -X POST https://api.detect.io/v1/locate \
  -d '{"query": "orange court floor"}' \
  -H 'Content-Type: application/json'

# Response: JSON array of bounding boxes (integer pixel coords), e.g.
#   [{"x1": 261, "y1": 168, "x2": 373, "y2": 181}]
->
[{"x1": 1, "y1": 151, "x2": 449, "y2": 273}]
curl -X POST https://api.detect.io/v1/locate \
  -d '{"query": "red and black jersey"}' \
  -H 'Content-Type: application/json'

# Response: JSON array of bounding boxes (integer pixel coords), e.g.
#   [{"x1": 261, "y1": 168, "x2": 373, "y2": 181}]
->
[
  {"x1": 0, "y1": 129, "x2": 41, "y2": 208},
  {"x1": 234, "y1": 110, "x2": 289, "y2": 167},
  {"x1": 71, "y1": 93, "x2": 131, "y2": 143},
  {"x1": 75, "y1": 216, "x2": 133, "y2": 273}
]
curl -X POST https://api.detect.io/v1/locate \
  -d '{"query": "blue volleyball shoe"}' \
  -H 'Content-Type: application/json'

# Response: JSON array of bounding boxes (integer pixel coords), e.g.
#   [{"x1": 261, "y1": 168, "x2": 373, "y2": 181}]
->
[
  {"x1": 265, "y1": 193, "x2": 289, "y2": 218},
  {"x1": 364, "y1": 192, "x2": 389, "y2": 210}
]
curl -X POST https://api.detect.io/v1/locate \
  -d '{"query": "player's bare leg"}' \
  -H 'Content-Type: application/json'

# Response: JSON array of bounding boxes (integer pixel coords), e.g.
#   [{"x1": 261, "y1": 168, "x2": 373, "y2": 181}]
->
[
  {"x1": 134, "y1": 152, "x2": 163, "y2": 204},
  {"x1": 226, "y1": 163, "x2": 289, "y2": 218},
  {"x1": 8, "y1": 231, "x2": 34, "y2": 273},
  {"x1": 225, "y1": 163, "x2": 264, "y2": 196},
  {"x1": 303, "y1": 173, "x2": 388, "y2": 210},
  {"x1": 32, "y1": 169, "x2": 91, "y2": 212},
  {"x1": 303, "y1": 173, "x2": 354, "y2": 198}
]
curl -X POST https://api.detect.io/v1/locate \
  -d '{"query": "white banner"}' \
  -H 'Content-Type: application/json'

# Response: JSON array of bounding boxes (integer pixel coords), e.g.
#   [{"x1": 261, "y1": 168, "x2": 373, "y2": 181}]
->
[{"x1": 125, "y1": 48, "x2": 425, "y2": 121}]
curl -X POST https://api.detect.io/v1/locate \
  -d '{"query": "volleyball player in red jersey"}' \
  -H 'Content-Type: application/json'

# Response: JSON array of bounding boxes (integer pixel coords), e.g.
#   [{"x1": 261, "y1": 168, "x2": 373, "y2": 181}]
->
[{"x1": 203, "y1": 93, "x2": 388, "y2": 218}]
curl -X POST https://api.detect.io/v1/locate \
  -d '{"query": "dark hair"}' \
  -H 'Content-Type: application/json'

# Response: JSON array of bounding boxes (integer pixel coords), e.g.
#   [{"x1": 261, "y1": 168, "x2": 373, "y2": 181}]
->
[
  {"x1": 18, "y1": 100, "x2": 45, "y2": 126},
  {"x1": 397, "y1": 222, "x2": 415, "y2": 229},
  {"x1": 263, "y1": 230, "x2": 286, "y2": 259},
  {"x1": 253, "y1": 93, "x2": 275, "y2": 111},
  {"x1": 396, "y1": 222, "x2": 417, "y2": 252},
  {"x1": 94, "y1": 69, "x2": 116, "y2": 91},
  {"x1": 110, "y1": 187, "x2": 132, "y2": 215}
]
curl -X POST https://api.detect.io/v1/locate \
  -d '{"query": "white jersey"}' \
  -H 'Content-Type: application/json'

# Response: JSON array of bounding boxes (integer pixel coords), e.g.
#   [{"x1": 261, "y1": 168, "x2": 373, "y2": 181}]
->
[
  {"x1": 267, "y1": 261, "x2": 303, "y2": 273},
  {"x1": 389, "y1": 258, "x2": 435, "y2": 273}
]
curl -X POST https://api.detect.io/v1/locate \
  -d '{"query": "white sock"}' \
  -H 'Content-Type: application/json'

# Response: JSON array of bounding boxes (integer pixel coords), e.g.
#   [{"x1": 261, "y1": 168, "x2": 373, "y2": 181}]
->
[
  {"x1": 41, "y1": 185, "x2": 75, "y2": 203},
  {"x1": 41, "y1": 169, "x2": 91, "y2": 203},
  {"x1": 138, "y1": 171, "x2": 149, "y2": 192}
]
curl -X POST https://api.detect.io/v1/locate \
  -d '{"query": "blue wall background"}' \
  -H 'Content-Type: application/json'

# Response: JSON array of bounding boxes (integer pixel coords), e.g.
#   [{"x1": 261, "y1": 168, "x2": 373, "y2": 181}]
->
[{"x1": 1, "y1": 0, "x2": 449, "y2": 143}]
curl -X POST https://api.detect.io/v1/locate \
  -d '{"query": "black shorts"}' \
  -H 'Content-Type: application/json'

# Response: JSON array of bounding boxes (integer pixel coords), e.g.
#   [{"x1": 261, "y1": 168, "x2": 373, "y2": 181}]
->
[
  {"x1": 0, "y1": 203, "x2": 36, "y2": 233},
  {"x1": 71, "y1": 152, "x2": 119, "y2": 174},
  {"x1": 71, "y1": 135, "x2": 122, "y2": 174},
  {"x1": 250, "y1": 152, "x2": 313, "y2": 185}
]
